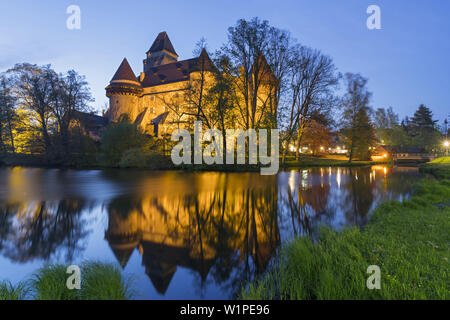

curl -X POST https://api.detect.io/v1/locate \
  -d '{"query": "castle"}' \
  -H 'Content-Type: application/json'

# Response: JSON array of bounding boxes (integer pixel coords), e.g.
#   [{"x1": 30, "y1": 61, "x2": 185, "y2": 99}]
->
[{"x1": 104, "y1": 31, "x2": 214, "y2": 138}]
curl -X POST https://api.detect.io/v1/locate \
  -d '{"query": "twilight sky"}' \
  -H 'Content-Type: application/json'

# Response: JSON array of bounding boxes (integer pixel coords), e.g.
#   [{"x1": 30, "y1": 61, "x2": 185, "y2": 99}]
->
[{"x1": 0, "y1": 0, "x2": 449, "y2": 123}]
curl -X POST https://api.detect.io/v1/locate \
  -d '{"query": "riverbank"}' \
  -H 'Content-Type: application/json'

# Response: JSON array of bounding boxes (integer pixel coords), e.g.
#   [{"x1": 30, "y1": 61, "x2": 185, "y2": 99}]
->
[
  {"x1": 0, "y1": 152, "x2": 391, "y2": 171},
  {"x1": 419, "y1": 157, "x2": 450, "y2": 179},
  {"x1": 242, "y1": 157, "x2": 450, "y2": 300}
]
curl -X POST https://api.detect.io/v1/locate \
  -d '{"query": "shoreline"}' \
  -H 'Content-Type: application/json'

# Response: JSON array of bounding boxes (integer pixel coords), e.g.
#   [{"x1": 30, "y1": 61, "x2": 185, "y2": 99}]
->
[{"x1": 0, "y1": 153, "x2": 393, "y2": 172}]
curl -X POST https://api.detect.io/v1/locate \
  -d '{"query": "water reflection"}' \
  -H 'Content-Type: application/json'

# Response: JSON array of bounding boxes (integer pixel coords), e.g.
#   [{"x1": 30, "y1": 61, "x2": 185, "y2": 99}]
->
[
  {"x1": 105, "y1": 174, "x2": 280, "y2": 297},
  {"x1": 0, "y1": 166, "x2": 421, "y2": 299}
]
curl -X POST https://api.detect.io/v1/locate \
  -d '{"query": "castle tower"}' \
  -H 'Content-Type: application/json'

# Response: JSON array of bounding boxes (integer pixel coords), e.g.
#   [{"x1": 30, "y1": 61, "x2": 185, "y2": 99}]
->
[
  {"x1": 143, "y1": 32, "x2": 178, "y2": 71},
  {"x1": 106, "y1": 58, "x2": 143, "y2": 122}
]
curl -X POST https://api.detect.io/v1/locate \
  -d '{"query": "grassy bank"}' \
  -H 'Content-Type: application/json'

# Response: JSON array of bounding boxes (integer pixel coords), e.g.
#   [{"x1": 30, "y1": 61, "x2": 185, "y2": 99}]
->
[
  {"x1": 420, "y1": 156, "x2": 450, "y2": 179},
  {"x1": 281, "y1": 156, "x2": 392, "y2": 169},
  {"x1": 1, "y1": 152, "x2": 391, "y2": 171},
  {"x1": 242, "y1": 158, "x2": 450, "y2": 300},
  {"x1": 0, "y1": 261, "x2": 133, "y2": 300}
]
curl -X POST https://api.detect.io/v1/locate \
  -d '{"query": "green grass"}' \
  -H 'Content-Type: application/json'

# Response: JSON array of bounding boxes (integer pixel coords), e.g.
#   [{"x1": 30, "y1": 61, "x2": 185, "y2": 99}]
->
[
  {"x1": 242, "y1": 162, "x2": 450, "y2": 300},
  {"x1": 79, "y1": 261, "x2": 135, "y2": 300},
  {"x1": 26, "y1": 261, "x2": 134, "y2": 300},
  {"x1": 420, "y1": 157, "x2": 450, "y2": 179},
  {"x1": 0, "y1": 281, "x2": 29, "y2": 300}
]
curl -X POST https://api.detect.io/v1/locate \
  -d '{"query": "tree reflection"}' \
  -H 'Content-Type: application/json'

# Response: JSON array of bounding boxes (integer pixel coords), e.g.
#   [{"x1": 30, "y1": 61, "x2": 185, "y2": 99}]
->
[
  {"x1": 0, "y1": 199, "x2": 92, "y2": 262},
  {"x1": 342, "y1": 167, "x2": 374, "y2": 227}
]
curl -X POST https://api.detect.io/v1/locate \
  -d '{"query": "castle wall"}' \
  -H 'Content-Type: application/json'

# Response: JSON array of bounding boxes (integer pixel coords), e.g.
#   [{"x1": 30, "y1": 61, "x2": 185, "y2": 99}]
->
[{"x1": 108, "y1": 94, "x2": 142, "y2": 123}]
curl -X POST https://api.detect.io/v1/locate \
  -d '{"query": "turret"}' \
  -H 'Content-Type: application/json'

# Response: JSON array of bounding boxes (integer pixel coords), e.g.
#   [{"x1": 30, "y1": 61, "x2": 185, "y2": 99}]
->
[
  {"x1": 143, "y1": 32, "x2": 178, "y2": 71},
  {"x1": 105, "y1": 58, "x2": 143, "y2": 122}
]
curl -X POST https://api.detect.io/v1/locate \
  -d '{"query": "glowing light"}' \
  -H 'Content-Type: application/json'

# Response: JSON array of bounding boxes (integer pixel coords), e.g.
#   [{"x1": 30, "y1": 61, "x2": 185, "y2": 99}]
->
[{"x1": 444, "y1": 140, "x2": 449, "y2": 148}]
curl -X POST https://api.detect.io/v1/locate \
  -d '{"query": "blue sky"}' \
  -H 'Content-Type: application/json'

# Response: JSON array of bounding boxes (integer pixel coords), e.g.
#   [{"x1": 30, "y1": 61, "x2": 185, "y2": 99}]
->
[{"x1": 0, "y1": 0, "x2": 449, "y2": 123}]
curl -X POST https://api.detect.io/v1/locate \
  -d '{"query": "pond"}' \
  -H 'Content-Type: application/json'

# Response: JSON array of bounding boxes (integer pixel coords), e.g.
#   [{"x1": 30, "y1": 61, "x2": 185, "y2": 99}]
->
[{"x1": 0, "y1": 165, "x2": 421, "y2": 299}]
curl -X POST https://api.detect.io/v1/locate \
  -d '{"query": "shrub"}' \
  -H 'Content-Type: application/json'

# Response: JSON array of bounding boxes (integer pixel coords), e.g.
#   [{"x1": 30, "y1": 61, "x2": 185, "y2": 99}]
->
[
  {"x1": 99, "y1": 118, "x2": 149, "y2": 166},
  {"x1": 119, "y1": 148, "x2": 172, "y2": 169}
]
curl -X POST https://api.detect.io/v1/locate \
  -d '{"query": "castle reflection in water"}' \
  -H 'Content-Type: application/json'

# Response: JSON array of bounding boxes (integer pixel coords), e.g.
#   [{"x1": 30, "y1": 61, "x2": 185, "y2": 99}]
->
[{"x1": 0, "y1": 166, "x2": 420, "y2": 298}]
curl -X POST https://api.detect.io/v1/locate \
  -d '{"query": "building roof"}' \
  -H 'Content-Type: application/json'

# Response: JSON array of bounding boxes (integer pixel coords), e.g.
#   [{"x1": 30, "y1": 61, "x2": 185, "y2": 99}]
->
[
  {"x1": 147, "y1": 32, "x2": 178, "y2": 56},
  {"x1": 141, "y1": 52, "x2": 214, "y2": 88},
  {"x1": 110, "y1": 58, "x2": 141, "y2": 84},
  {"x1": 72, "y1": 110, "x2": 109, "y2": 127},
  {"x1": 384, "y1": 146, "x2": 427, "y2": 154}
]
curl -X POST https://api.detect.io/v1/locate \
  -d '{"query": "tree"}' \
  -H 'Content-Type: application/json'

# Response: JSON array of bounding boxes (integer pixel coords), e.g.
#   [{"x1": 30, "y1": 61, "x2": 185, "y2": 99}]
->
[
  {"x1": 374, "y1": 106, "x2": 401, "y2": 145},
  {"x1": 341, "y1": 73, "x2": 376, "y2": 162},
  {"x1": 221, "y1": 17, "x2": 278, "y2": 130},
  {"x1": 281, "y1": 45, "x2": 340, "y2": 162},
  {"x1": 7, "y1": 63, "x2": 56, "y2": 155},
  {"x1": 302, "y1": 119, "x2": 332, "y2": 156},
  {"x1": 99, "y1": 115, "x2": 149, "y2": 166},
  {"x1": 407, "y1": 104, "x2": 440, "y2": 151},
  {"x1": 0, "y1": 75, "x2": 17, "y2": 153},
  {"x1": 49, "y1": 70, "x2": 93, "y2": 159}
]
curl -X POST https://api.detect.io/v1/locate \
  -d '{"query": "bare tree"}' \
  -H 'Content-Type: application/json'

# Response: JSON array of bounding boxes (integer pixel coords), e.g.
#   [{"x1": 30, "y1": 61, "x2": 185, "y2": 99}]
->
[{"x1": 281, "y1": 46, "x2": 340, "y2": 162}]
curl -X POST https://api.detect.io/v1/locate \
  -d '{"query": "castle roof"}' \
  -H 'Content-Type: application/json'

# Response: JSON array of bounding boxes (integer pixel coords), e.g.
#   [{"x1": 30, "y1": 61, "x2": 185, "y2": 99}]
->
[
  {"x1": 147, "y1": 31, "x2": 178, "y2": 56},
  {"x1": 111, "y1": 58, "x2": 140, "y2": 82},
  {"x1": 140, "y1": 51, "x2": 214, "y2": 88}
]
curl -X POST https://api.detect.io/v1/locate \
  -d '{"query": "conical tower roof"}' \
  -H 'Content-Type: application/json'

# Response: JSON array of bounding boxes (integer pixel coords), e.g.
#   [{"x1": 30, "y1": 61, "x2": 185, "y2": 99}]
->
[
  {"x1": 110, "y1": 58, "x2": 140, "y2": 83},
  {"x1": 147, "y1": 32, "x2": 178, "y2": 56},
  {"x1": 110, "y1": 246, "x2": 135, "y2": 269}
]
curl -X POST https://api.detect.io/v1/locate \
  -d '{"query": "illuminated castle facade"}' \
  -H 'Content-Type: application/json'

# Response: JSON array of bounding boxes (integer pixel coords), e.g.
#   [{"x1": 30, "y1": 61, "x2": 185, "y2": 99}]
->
[{"x1": 105, "y1": 32, "x2": 214, "y2": 137}]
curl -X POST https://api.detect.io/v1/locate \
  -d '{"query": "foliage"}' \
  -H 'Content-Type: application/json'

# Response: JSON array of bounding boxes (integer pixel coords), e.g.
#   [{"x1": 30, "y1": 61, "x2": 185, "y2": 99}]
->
[
  {"x1": 99, "y1": 116, "x2": 149, "y2": 166},
  {"x1": 119, "y1": 148, "x2": 173, "y2": 169},
  {"x1": 302, "y1": 120, "x2": 332, "y2": 156},
  {"x1": 340, "y1": 73, "x2": 377, "y2": 161}
]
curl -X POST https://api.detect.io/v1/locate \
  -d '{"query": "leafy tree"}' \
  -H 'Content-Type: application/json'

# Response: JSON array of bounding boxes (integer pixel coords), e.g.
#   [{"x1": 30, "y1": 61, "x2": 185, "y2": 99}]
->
[
  {"x1": 99, "y1": 115, "x2": 149, "y2": 166},
  {"x1": 340, "y1": 73, "x2": 376, "y2": 162},
  {"x1": 0, "y1": 75, "x2": 17, "y2": 153},
  {"x1": 221, "y1": 17, "x2": 283, "y2": 130},
  {"x1": 302, "y1": 119, "x2": 332, "y2": 156}
]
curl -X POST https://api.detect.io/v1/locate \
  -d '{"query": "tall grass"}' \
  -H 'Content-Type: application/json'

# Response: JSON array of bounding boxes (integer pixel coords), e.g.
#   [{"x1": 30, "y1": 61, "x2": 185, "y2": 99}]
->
[
  {"x1": 0, "y1": 281, "x2": 29, "y2": 300},
  {"x1": 29, "y1": 261, "x2": 134, "y2": 300},
  {"x1": 79, "y1": 261, "x2": 134, "y2": 300},
  {"x1": 242, "y1": 167, "x2": 450, "y2": 300}
]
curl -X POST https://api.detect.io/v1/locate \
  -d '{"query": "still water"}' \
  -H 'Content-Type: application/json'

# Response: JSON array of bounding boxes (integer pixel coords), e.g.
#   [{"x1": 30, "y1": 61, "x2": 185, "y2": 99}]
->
[{"x1": 0, "y1": 166, "x2": 421, "y2": 299}]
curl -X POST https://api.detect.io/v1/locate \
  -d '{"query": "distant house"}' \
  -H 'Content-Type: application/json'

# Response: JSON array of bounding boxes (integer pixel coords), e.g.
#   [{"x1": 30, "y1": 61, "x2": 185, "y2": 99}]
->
[
  {"x1": 70, "y1": 111, "x2": 109, "y2": 141},
  {"x1": 383, "y1": 146, "x2": 433, "y2": 163}
]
